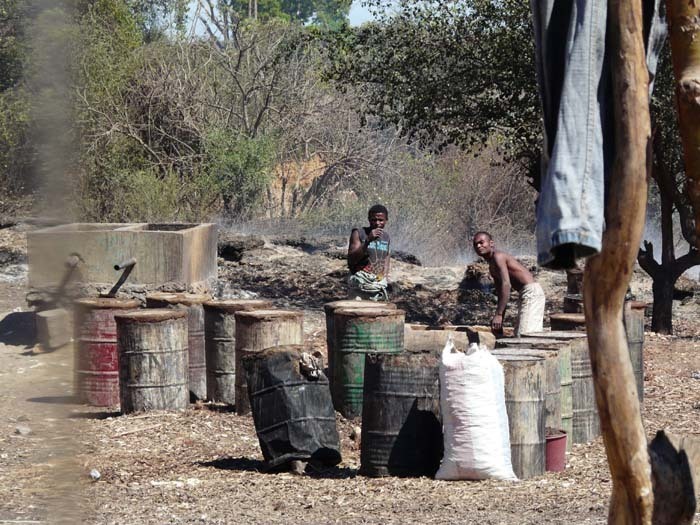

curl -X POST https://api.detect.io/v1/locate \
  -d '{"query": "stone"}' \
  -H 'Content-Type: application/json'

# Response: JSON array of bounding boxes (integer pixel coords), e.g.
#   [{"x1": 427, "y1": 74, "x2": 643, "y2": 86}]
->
[
  {"x1": 15, "y1": 425, "x2": 31, "y2": 436},
  {"x1": 218, "y1": 235, "x2": 265, "y2": 262}
]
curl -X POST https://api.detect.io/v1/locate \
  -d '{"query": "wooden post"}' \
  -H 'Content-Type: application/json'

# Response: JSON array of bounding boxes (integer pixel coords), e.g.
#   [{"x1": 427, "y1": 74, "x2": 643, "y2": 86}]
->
[
  {"x1": 583, "y1": 0, "x2": 653, "y2": 522},
  {"x1": 665, "y1": 0, "x2": 700, "y2": 246}
]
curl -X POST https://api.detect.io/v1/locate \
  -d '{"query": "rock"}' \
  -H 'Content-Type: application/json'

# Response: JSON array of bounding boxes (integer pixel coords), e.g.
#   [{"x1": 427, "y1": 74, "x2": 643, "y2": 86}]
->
[
  {"x1": 89, "y1": 469, "x2": 101, "y2": 481},
  {"x1": 692, "y1": 371, "x2": 700, "y2": 380},
  {"x1": 218, "y1": 235, "x2": 265, "y2": 262},
  {"x1": 392, "y1": 250, "x2": 421, "y2": 266},
  {"x1": 288, "y1": 460, "x2": 306, "y2": 476},
  {"x1": 350, "y1": 426, "x2": 361, "y2": 443},
  {"x1": 14, "y1": 425, "x2": 31, "y2": 436},
  {"x1": 269, "y1": 236, "x2": 343, "y2": 255}
]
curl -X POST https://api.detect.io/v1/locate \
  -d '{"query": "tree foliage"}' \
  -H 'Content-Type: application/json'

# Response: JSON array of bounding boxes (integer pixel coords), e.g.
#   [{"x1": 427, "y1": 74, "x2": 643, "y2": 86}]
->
[
  {"x1": 322, "y1": 0, "x2": 540, "y2": 173},
  {"x1": 196, "y1": 0, "x2": 351, "y2": 27},
  {"x1": 0, "y1": 0, "x2": 32, "y2": 198}
]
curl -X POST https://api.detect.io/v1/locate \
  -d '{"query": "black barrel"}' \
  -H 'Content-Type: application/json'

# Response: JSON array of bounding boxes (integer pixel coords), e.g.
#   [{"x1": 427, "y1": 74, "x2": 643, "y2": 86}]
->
[
  {"x1": 243, "y1": 345, "x2": 341, "y2": 470},
  {"x1": 360, "y1": 350, "x2": 442, "y2": 477}
]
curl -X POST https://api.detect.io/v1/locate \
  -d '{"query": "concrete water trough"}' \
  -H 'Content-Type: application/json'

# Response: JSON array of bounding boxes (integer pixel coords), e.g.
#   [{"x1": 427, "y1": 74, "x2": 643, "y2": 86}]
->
[{"x1": 27, "y1": 223, "x2": 217, "y2": 289}]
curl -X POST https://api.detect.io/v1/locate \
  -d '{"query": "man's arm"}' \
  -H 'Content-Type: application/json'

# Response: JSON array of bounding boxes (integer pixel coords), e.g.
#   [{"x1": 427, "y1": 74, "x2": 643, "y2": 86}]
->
[
  {"x1": 492, "y1": 253, "x2": 511, "y2": 332},
  {"x1": 347, "y1": 229, "x2": 366, "y2": 269}
]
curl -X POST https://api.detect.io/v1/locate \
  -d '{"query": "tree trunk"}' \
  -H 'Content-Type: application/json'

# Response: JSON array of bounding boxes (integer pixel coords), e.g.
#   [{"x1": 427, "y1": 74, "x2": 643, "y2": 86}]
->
[
  {"x1": 650, "y1": 275, "x2": 673, "y2": 334},
  {"x1": 584, "y1": 0, "x2": 653, "y2": 522},
  {"x1": 652, "y1": 167, "x2": 676, "y2": 334},
  {"x1": 666, "y1": 0, "x2": 700, "y2": 248}
]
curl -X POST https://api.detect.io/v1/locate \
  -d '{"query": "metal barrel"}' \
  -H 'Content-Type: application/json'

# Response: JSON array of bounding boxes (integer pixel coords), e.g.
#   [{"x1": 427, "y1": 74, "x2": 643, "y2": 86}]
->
[
  {"x1": 234, "y1": 309, "x2": 304, "y2": 415},
  {"x1": 324, "y1": 300, "x2": 396, "y2": 391},
  {"x1": 563, "y1": 294, "x2": 584, "y2": 313},
  {"x1": 360, "y1": 350, "x2": 442, "y2": 477},
  {"x1": 522, "y1": 331, "x2": 589, "y2": 446},
  {"x1": 146, "y1": 292, "x2": 211, "y2": 402},
  {"x1": 549, "y1": 313, "x2": 586, "y2": 332},
  {"x1": 570, "y1": 338, "x2": 600, "y2": 443},
  {"x1": 332, "y1": 308, "x2": 405, "y2": 418},
  {"x1": 115, "y1": 309, "x2": 189, "y2": 414},
  {"x1": 497, "y1": 355, "x2": 546, "y2": 480},
  {"x1": 623, "y1": 301, "x2": 646, "y2": 402},
  {"x1": 202, "y1": 299, "x2": 273, "y2": 405},
  {"x1": 243, "y1": 345, "x2": 341, "y2": 470},
  {"x1": 74, "y1": 297, "x2": 140, "y2": 407},
  {"x1": 495, "y1": 337, "x2": 573, "y2": 450},
  {"x1": 492, "y1": 348, "x2": 561, "y2": 432},
  {"x1": 403, "y1": 326, "x2": 469, "y2": 353}
]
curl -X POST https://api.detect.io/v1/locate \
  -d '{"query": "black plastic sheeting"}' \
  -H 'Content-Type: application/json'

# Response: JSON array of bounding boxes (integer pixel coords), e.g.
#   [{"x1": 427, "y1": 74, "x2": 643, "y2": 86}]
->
[{"x1": 243, "y1": 346, "x2": 341, "y2": 470}]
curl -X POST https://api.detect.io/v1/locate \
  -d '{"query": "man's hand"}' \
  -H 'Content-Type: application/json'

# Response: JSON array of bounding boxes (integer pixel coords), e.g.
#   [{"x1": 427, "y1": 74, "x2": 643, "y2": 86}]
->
[
  {"x1": 491, "y1": 314, "x2": 503, "y2": 333},
  {"x1": 367, "y1": 228, "x2": 383, "y2": 242}
]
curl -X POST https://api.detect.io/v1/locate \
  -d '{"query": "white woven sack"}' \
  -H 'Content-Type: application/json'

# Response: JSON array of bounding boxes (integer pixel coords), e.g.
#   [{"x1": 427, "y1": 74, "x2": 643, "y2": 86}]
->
[{"x1": 435, "y1": 339, "x2": 517, "y2": 480}]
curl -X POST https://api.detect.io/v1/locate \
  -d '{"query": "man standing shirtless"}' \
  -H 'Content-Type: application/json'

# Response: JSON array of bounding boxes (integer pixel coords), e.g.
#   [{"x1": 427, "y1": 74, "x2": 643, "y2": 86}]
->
[{"x1": 472, "y1": 231, "x2": 545, "y2": 336}]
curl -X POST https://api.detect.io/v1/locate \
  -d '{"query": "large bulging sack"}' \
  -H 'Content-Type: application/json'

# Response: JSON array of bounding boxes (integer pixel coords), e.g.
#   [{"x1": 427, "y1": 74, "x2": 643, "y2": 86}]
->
[{"x1": 435, "y1": 340, "x2": 516, "y2": 480}]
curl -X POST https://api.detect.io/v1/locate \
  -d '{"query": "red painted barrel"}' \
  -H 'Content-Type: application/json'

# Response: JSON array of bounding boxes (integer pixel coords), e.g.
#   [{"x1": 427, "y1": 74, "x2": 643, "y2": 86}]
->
[{"x1": 74, "y1": 297, "x2": 140, "y2": 407}]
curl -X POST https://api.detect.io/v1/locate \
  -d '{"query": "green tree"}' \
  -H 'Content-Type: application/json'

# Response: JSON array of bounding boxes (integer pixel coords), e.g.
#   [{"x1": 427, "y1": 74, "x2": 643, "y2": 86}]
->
[
  {"x1": 205, "y1": 131, "x2": 275, "y2": 217},
  {"x1": 322, "y1": 0, "x2": 540, "y2": 179},
  {"x1": 196, "y1": 0, "x2": 350, "y2": 26},
  {"x1": 0, "y1": 0, "x2": 31, "y2": 198}
]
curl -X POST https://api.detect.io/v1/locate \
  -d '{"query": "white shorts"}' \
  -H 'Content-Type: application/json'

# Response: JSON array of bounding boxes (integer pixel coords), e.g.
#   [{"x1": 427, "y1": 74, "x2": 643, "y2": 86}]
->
[{"x1": 516, "y1": 282, "x2": 546, "y2": 336}]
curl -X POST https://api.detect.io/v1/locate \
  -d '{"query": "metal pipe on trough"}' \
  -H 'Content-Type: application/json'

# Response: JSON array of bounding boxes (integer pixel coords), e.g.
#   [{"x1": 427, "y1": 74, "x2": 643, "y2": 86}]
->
[{"x1": 114, "y1": 257, "x2": 137, "y2": 271}]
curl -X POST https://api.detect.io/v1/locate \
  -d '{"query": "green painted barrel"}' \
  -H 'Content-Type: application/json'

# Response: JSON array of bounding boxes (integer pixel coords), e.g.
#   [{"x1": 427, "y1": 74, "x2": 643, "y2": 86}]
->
[
  {"x1": 332, "y1": 308, "x2": 404, "y2": 418},
  {"x1": 324, "y1": 300, "x2": 396, "y2": 392}
]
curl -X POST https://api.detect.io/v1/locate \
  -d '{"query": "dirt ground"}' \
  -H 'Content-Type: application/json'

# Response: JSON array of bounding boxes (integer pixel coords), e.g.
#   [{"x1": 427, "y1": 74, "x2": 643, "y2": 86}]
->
[{"x1": 0, "y1": 227, "x2": 699, "y2": 524}]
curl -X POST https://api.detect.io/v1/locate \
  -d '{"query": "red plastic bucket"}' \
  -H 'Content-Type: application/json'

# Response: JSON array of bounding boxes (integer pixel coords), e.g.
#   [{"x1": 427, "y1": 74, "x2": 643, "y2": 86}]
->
[{"x1": 545, "y1": 430, "x2": 567, "y2": 472}]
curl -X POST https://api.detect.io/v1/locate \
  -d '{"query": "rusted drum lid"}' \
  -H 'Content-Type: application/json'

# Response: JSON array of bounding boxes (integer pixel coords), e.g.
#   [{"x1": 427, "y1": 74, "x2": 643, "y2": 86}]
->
[
  {"x1": 203, "y1": 299, "x2": 273, "y2": 313},
  {"x1": 405, "y1": 323, "x2": 429, "y2": 331},
  {"x1": 495, "y1": 354, "x2": 545, "y2": 363},
  {"x1": 324, "y1": 300, "x2": 397, "y2": 314},
  {"x1": 497, "y1": 337, "x2": 565, "y2": 346},
  {"x1": 492, "y1": 348, "x2": 557, "y2": 357},
  {"x1": 74, "y1": 297, "x2": 140, "y2": 310},
  {"x1": 147, "y1": 292, "x2": 211, "y2": 306},
  {"x1": 145, "y1": 292, "x2": 180, "y2": 303},
  {"x1": 114, "y1": 308, "x2": 187, "y2": 323},
  {"x1": 523, "y1": 331, "x2": 587, "y2": 340},
  {"x1": 234, "y1": 309, "x2": 303, "y2": 321},
  {"x1": 627, "y1": 301, "x2": 648, "y2": 310},
  {"x1": 550, "y1": 313, "x2": 586, "y2": 324},
  {"x1": 334, "y1": 307, "x2": 405, "y2": 319}
]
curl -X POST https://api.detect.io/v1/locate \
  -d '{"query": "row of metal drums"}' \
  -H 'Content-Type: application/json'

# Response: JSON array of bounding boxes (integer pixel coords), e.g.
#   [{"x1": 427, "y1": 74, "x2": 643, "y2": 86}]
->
[
  {"x1": 73, "y1": 295, "x2": 304, "y2": 414},
  {"x1": 323, "y1": 302, "x2": 566, "y2": 479},
  {"x1": 327, "y1": 303, "x2": 644, "y2": 480}
]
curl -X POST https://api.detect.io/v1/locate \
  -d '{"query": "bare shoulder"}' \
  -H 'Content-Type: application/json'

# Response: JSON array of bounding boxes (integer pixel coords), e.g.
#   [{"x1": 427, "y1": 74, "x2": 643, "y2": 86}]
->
[
  {"x1": 348, "y1": 228, "x2": 361, "y2": 246},
  {"x1": 493, "y1": 250, "x2": 511, "y2": 265}
]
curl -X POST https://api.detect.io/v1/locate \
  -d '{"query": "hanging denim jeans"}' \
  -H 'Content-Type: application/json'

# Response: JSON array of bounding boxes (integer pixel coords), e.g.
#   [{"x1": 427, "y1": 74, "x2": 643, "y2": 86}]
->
[{"x1": 531, "y1": 0, "x2": 666, "y2": 268}]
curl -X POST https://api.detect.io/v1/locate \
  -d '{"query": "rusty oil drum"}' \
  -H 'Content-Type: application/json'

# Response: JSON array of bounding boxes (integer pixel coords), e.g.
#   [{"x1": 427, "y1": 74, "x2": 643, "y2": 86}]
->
[
  {"x1": 74, "y1": 297, "x2": 140, "y2": 407},
  {"x1": 146, "y1": 292, "x2": 211, "y2": 402}
]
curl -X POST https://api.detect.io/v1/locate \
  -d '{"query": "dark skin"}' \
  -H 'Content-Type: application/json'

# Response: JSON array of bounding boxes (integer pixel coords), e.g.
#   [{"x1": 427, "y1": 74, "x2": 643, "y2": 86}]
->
[
  {"x1": 472, "y1": 232, "x2": 535, "y2": 332},
  {"x1": 348, "y1": 212, "x2": 390, "y2": 278}
]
